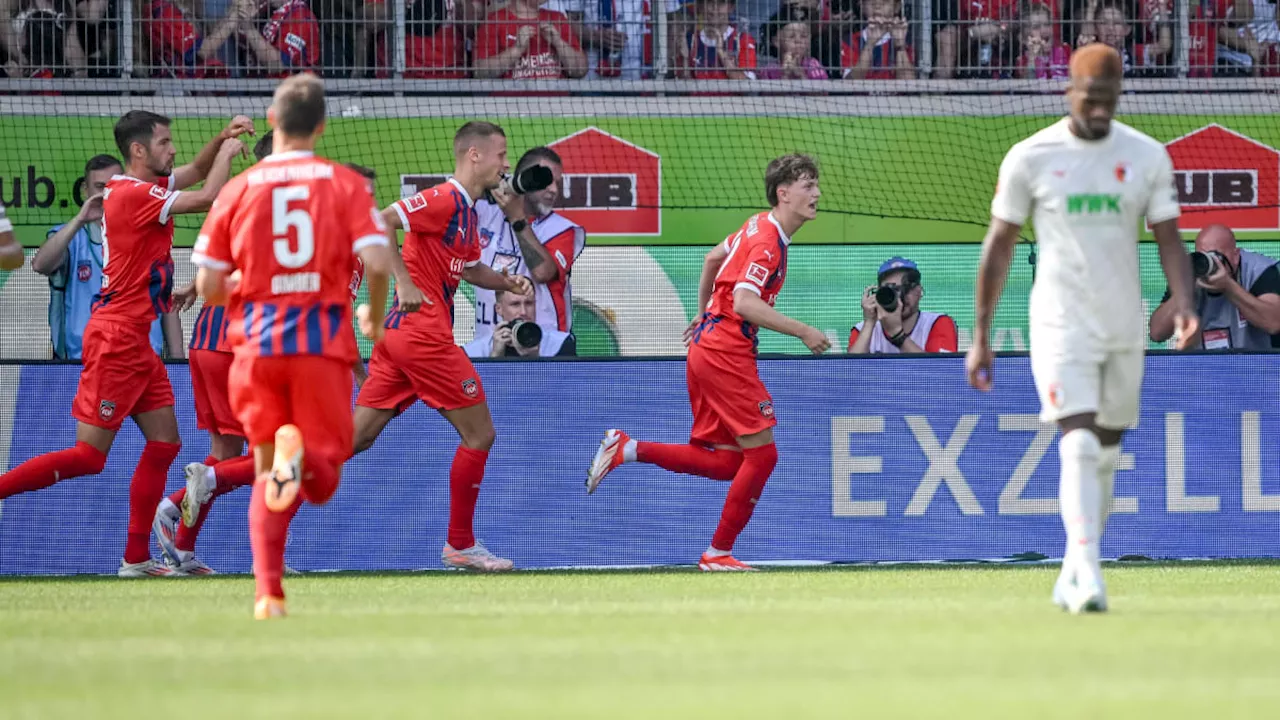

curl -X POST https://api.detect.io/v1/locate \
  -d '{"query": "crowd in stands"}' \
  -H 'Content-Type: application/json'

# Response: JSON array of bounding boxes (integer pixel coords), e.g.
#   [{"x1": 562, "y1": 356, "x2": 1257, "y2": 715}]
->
[{"x1": 0, "y1": 0, "x2": 1276, "y2": 80}]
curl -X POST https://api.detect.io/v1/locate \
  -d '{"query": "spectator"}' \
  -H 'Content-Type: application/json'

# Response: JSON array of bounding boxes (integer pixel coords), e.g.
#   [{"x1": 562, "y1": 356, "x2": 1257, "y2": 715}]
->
[
  {"x1": 1077, "y1": 0, "x2": 1171, "y2": 75},
  {"x1": 545, "y1": 0, "x2": 682, "y2": 79},
  {"x1": 30, "y1": 154, "x2": 179, "y2": 360},
  {"x1": 1015, "y1": 1, "x2": 1069, "y2": 77},
  {"x1": 1, "y1": 0, "x2": 88, "y2": 77},
  {"x1": 847, "y1": 257, "x2": 958, "y2": 354},
  {"x1": 463, "y1": 289, "x2": 576, "y2": 358},
  {"x1": 75, "y1": 0, "x2": 117, "y2": 76},
  {"x1": 814, "y1": 0, "x2": 856, "y2": 76},
  {"x1": 1150, "y1": 224, "x2": 1280, "y2": 350},
  {"x1": 931, "y1": 0, "x2": 959, "y2": 77},
  {"x1": 673, "y1": 0, "x2": 758, "y2": 79},
  {"x1": 952, "y1": 0, "x2": 1018, "y2": 77},
  {"x1": 473, "y1": 0, "x2": 588, "y2": 79},
  {"x1": 1219, "y1": 0, "x2": 1279, "y2": 76},
  {"x1": 404, "y1": 0, "x2": 465, "y2": 77},
  {"x1": 139, "y1": 0, "x2": 230, "y2": 77},
  {"x1": 759, "y1": 6, "x2": 827, "y2": 77},
  {"x1": 472, "y1": 146, "x2": 585, "y2": 344},
  {"x1": 842, "y1": 0, "x2": 915, "y2": 78},
  {"x1": 199, "y1": 0, "x2": 321, "y2": 75}
]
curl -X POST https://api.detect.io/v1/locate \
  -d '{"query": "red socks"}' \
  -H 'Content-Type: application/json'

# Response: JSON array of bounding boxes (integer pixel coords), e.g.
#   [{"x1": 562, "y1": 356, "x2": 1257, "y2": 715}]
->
[
  {"x1": 249, "y1": 478, "x2": 302, "y2": 600},
  {"x1": 124, "y1": 440, "x2": 181, "y2": 564},
  {"x1": 0, "y1": 441, "x2": 107, "y2": 500},
  {"x1": 447, "y1": 446, "x2": 488, "y2": 550},
  {"x1": 636, "y1": 442, "x2": 743, "y2": 481},
  {"x1": 167, "y1": 455, "x2": 258, "y2": 552},
  {"x1": 710, "y1": 443, "x2": 778, "y2": 553}
]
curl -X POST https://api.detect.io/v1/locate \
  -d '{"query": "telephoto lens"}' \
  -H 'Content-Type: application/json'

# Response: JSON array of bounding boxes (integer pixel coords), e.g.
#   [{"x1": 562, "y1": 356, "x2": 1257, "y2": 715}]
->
[
  {"x1": 511, "y1": 320, "x2": 543, "y2": 349},
  {"x1": 510, "y1": 164, "x2": 554, "y2": 195},
  {"x1": 874, "y1": 285, "x2": 899, "y2": 312},
  {"x1": 1190, "y1": 251, "x2": 1220, "y2": 279}
]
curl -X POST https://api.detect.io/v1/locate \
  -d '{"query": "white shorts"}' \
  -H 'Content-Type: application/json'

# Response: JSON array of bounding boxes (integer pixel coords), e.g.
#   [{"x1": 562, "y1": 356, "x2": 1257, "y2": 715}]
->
[{"x1": 1029, "y1": 347, "x2": 1145, "y2": 429}]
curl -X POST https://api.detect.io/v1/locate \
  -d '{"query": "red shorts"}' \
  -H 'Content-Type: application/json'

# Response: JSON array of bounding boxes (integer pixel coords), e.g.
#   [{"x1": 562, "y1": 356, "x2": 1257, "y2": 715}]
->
[
  {"x1": 686, "y1": 344, "x2": 776, "y2": 447},
  {"x1": 189, "y1": 348, "x2": 243, "y2": 437},
  {"x1": 356, "y1": 331, "x2": 485, "y2": 413},
  {"x1": 72, "y1": 318, "x2": 174, "y2": 431},
  {"x1": 228, "y1": 354, "x2": 354, "y2": 466}
]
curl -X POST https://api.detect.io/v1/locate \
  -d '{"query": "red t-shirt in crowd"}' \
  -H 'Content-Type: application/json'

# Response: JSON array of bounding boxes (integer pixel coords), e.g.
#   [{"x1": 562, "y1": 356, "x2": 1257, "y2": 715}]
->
[{"x1": 474, "y1": 8, "x2": 582, "y2": 79}]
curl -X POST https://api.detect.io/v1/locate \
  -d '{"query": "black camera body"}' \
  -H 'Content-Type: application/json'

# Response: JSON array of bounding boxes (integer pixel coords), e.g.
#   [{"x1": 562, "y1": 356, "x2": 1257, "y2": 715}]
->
[
  {"x1": 874, "y1": 285, "x2": 900, "y2": 312},
  {"x1": 504, "y1": 319, "x2": 542, "y2": 350},
  {"x1": 509, "y1": 164, "x2": 554, "y2": 195},
  {"x1": 1190, "y1": 250, "x2": 1228, "y2": 279}
]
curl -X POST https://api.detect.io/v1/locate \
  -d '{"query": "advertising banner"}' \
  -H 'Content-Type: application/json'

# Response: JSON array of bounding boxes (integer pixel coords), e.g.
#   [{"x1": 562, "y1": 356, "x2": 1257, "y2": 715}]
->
[{"x1": 1, "y1": 355, "x2": 1279, "y2": 575}]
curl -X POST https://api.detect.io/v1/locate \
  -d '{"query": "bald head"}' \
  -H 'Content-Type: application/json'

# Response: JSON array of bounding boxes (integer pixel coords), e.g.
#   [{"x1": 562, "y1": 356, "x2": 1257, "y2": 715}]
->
[
  {"x1": 1196, "y1": 223, "x2": 1238, "y2": 260},
  {"x1": 1070, "y1": 43, "x2": 1124, "y2": 82},
  {"x1": 271, "y1": 73, "x2": 326, "y2": 139}
]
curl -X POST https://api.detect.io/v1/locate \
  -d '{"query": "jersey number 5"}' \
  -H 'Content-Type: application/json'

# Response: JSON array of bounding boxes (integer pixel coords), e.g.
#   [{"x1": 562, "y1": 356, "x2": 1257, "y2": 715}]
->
[{"x1": 273, "y1": 185, "x2": 315, "y2": 269}]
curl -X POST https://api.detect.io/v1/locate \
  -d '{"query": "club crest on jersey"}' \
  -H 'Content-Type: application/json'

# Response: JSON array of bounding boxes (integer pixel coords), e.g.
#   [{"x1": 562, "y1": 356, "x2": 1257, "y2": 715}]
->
[
  {"x1": 76, "y1": 261, "x2": 92, "y2": 283},
  {"x1": 98, "y1": 400, "x2": 116, "y2": 421},
  {"x1": 1114, "y1": 162, "x2": 1131, "y2": 183},
  {"x1": 462, "y1": 378, "x2": 478, "y2": 398},
  {"x1": 746, "y1": 263, "x2": 769, "y2": 287},
  {"x1": 404, "y1": 194, "x2": 428, "y2": 212},
  {"x1": 148, "y1": 185, "x2": 170, "y2": 200},
  {"x1": 758, "y1": 400, "x2": 774, "y2": 418},
  {"x1": 479, "y1": 228, "x2": 494, "y2": 248}
]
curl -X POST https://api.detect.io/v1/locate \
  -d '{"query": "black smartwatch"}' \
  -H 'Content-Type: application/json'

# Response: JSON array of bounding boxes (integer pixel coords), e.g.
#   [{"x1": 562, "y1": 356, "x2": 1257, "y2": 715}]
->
[{"x1": 510, "y1": 219, "x2": 528, "y2": 233}]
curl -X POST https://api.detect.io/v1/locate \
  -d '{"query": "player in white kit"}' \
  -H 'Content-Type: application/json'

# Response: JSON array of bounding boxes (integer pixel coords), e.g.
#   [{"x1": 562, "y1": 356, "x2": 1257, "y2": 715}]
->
[{"x1": 967, "y1": 44, "x2": 1200, "y2": 614}]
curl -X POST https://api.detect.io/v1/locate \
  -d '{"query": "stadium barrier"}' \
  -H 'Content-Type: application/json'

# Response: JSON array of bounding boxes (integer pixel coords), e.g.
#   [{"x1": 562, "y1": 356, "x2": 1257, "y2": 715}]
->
[{"x1": 2, "y1": 353, "x2": 1279, "y2": 575}]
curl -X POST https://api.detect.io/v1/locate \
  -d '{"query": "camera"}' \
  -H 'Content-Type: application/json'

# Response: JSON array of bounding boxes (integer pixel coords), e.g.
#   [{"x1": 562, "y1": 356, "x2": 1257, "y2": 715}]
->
[
  {"x1": 508, "y1": 164, "x2": 554, "y2": 195},
  {"x1": 1190, "y1": 250, "x2": 1227, "y2": 279},
  {"x1": 874, "y1": 285, "x2": 900, "y2": 312},
  {"x1": 504, "y1": 319, "x2": 542, "y2": 350}
]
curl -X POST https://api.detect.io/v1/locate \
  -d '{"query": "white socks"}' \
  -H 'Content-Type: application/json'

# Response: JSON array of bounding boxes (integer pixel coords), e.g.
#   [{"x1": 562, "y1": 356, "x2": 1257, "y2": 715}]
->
[
  {"x1": 622, "y1": 439, "x2": 638, "y2": 463},
  {"x1": 1097, "y1": 444, "x2": 1119, "y2": 534},
  {"x1": 1059, "y1": 429, "x2": 1102, "y2": 578}
]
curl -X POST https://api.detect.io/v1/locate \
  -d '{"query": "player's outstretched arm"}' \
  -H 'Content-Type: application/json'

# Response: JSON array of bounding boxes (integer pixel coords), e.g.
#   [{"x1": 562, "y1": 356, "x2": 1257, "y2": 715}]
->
[
  {"x1": 172, "y1": 116, "x2": 255, "y2": 191},
  {"x1": 1152, "y1": 219, "x2": 1201, "y2": 349},
  {"x1": 968, "y1": 217, "x2": 1021, "y2": 390},
  {"x1": 733, "y1": 288, "x2": 830, "y2": 354},
  {"x1": 168, "y1": 139, "x2": 246, "y2": 217}
]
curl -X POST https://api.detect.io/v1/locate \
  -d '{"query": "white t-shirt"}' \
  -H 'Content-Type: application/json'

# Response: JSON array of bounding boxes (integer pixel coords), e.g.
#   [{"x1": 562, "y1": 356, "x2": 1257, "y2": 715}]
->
[{"x1": 991, "y1": 117, "x2": 1181, "y2": 352}]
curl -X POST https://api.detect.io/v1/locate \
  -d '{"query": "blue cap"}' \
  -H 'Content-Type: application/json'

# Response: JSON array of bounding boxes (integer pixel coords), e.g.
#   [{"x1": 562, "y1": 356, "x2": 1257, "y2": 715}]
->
[{"x1": 878, "y1": 257, "x2": 920, "y2": 283}]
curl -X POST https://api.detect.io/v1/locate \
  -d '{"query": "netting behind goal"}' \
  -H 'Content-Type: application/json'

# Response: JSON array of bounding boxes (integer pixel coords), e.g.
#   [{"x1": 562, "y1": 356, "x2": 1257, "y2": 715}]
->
[{"x1": 1, "y1": 80, "x2": 1278, "y2": 359}]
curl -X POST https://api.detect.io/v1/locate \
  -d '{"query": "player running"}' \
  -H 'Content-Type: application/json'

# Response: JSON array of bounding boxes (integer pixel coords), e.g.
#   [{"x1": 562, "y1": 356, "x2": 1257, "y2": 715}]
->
[
  {"x1": 352, "y1": 121, "x2": 532, "y2": 573},
  {"x1": 585, "y1": 154, "x2": 830, "y2": 571},
  {"x1": 192, "y1": 74, "x2": 394, "y2": 619},
  {"x1": 968, "y1": 44, "x2": 1199, "y2": 614},
  {"x1": 0, "y1": 198, "x2": 22, "y2": 270},
  {"x1": 0, "y1": 110, "x2": 250, "y2": 577}
]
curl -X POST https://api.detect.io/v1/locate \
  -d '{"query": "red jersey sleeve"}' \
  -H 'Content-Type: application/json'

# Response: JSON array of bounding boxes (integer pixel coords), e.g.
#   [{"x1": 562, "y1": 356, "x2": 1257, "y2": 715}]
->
[
  {"x1": 738, "y1": 32, "x2": 758, "y2": 69},
  {"x1": 924, "y1": 315, "x2": 958, "y2": 353},
  {"x1": 732, "y1": 233, "x2": 783, "y2": 297},
  {"x1": 847, "y1": 326, "x2": 860, "y2": 352},
  {"x1": 392, "y1": 191, "x2": 433, "y2": 233},
  {"x1": 543, "y1": 229, "x2": 577, "y2": 280},
  {"x1": 192, "y1": 182, "x2": 241, "y2": 271}
]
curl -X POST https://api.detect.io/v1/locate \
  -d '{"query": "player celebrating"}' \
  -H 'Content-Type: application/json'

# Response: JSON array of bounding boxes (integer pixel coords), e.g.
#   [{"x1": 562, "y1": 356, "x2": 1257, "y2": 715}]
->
[
  {"x1": 352, "y1": 121, "x2": 532, "y2": 573},
  {"x1": 192, "y1": 74, "x2": 394, "y2": 619},
  {"x1": 968, "y1": 44, "x2": 1198, "y2": 614},
  {"x1": 0, "y1": 198, "x2": 22, "y2": 270},
  {"x1": 0, "y1": 110, "x2": 249, "y2": 577},
  {"x1": 585, "y1": 154, "x2": 829, "y2": 571}
]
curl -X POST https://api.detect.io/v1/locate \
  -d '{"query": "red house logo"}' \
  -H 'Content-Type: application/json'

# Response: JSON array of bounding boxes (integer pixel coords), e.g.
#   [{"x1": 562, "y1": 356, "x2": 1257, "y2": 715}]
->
[
  {"x1": 1164, "y1": 124, "x2": 1280, "y2": 232},
  {"x1": 548, "y1": 127, "x2": 661, "y2": 236}
]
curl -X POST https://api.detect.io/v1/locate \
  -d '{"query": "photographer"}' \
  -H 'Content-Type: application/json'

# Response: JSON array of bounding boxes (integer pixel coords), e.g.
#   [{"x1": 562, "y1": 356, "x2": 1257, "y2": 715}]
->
[
  {"x1": 473, "y1": 146, "x2": 586, "y2": 345},
  {"x1": 847, "y1": 257, "x2": 958, "y2": 354},
  {"x1": 463, "y1": 289, "x2": 575, "y2": 358},
  {"x1": 1150, "y1": 224, "x2": 1280, "y2": 349}
]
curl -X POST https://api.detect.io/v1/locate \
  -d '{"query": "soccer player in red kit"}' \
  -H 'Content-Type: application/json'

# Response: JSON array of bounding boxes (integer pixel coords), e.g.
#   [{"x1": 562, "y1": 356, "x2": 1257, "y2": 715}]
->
[
  {"x1": 352, "y1": 121, "x2": 532, "y2": 573},
  {"x1": 193, "y1": 74, "x2": 394, "y2": 619},
  {"x1": 585, "y1": 154, "x2": 830, "y2": 571},
  {"x1": 0, "y1": 111, "x2": 251, "y2": 577}
]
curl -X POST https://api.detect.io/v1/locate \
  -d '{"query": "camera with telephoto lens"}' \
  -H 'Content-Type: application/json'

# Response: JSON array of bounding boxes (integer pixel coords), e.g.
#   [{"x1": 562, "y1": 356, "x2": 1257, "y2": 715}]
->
[
  {"x1": 874, "y1": 285, "x2": 901, "y2": 312},
  {"x1": 1190, "y1": 250, "x2": 1228, "y2": 279},
  {"x1": 504, "y1": 319, "x2": 542, "y2": 350},
  {"x1": 508, "y1": 164, "x2": 554, "y2": 195}
]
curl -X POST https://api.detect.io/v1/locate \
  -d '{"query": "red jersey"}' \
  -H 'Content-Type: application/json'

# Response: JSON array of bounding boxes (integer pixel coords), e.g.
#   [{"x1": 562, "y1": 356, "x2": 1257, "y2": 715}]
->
[
  {"x1": 474, "y1": 8, "x2": 582, "y2": 79},
  {"x1": 349, "y1": 257, "x2": 365, "y2": 301},
  {"x1": 682, "y1": 27, "x2": 758, "y2": 79},
  {"x1": 192, "y1": 151, "x2": 388, "y2": 363},
  {"x1": 94, "y1": 173, "x2": 180, "y2": 324},
  {"x1": 690, "y1": 211, "x2": 790, "y2": 357},
  {"x1": 386, "y1": 178, "x2": 479, "y2": 340},
  {"x1": 190, "y1": 304, "x2": 230, "y2": 352},
  {"x1": 841, "y1": 30, "x2": 915, "y2": 79},
  {"x1": 259, "y1": 0, "x2": 321, "y2": 71}
]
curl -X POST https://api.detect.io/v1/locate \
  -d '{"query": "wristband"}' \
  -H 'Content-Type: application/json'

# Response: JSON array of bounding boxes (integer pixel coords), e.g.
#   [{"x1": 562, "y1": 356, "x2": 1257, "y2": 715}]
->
[
  {"x1": 887, "y1": 331, "x2": 908, "y2": 348},
  {"x1": 510, "y1": 219, "x2": 528, "y2": 233}
]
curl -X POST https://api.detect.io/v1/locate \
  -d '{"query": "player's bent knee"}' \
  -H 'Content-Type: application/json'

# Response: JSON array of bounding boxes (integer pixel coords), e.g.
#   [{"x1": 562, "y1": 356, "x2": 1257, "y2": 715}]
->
[{"x1": 463, "y1": 425, "x2": 496, "y2": 452}]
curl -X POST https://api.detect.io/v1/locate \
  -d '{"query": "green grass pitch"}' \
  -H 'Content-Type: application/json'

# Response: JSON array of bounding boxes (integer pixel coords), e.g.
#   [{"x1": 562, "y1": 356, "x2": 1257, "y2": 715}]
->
[{"x1": 3, "y1": 563, "x2": 1280, "y2": 719}]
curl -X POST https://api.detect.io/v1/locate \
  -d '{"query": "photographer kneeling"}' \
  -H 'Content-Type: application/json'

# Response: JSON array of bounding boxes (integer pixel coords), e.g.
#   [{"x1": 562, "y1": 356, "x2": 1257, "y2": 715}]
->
[
  {"x1": 1150, "y1": 224, "x2": 1280, "y2": 350},
  {"x1": 464, "y1": 289, "x2": 576, "y2": 358},
  {"x1": 847, "y1": 257, "x2": 958, "y2": 354}
]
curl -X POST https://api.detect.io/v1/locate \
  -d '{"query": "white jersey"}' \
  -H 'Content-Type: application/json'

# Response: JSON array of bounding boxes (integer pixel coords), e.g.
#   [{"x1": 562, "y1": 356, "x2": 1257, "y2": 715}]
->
[
  {"x1": 473, "y1": 200, "x2": 586, "y2": 343},
  {"x1": 991, "y1": 118, "x2": 1181, "y2": 352}
]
